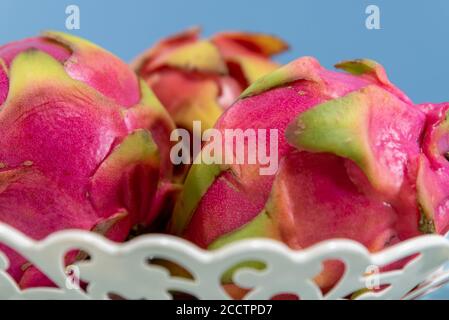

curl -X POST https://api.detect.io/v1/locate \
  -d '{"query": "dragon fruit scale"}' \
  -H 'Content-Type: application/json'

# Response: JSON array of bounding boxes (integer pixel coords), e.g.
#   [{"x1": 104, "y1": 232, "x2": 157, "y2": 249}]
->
[
  {"x1": 132, "y1": 27, "x2": 289, "y2": 135},
  {"x1": 0, "y1": 31, "x2": 175, "y2": 288},
  {"x1": 416, "y1": 102, "x2": 449, "y2": 235},
  {"x1": 171, "y1": 57, "x2": 449, "y2": 291}
]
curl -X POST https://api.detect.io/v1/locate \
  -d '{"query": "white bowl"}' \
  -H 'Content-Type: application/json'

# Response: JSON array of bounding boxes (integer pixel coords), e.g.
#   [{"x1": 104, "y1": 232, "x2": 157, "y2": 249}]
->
[{"x1": 1, "y1": 222, "x2": 449, "y2": 300}]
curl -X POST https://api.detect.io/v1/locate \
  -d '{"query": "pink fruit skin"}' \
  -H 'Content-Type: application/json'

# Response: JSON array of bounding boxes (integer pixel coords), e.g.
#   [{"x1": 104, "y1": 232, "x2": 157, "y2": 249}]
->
[
  {"x1": 416, "y1": 102, "x2": 449, "y2": 235},
  {"x1": 0, "y1": 64, "x2": 7, "y2": 105},
  {"x1": 172, "y1": 57, "x2": 435, "y2": 290},
  {"x1": 182, "y1": 58, "x2": 416, "y2": 246},
  {"x1": 132, "y1": 28, "x2": 289, "y2": 134},
  {"x1": 182, "y1": 80, "x2": 328, "y2": 247},
  {"x1": 0, "y1": 32, "x2": 174, "y2": 288}
]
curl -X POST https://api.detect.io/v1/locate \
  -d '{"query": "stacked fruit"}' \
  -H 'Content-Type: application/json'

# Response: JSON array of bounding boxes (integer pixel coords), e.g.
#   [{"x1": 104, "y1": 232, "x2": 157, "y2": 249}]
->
[{"x1": 0, "y1": 30, "x2": 448, "y2": 292}]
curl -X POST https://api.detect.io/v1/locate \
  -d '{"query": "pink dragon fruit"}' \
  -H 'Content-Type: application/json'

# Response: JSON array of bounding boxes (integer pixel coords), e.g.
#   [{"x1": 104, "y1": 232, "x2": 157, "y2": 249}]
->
[
  {"x1": 132, "y1": 27, "x2": 288, "y2": 134},
  {"x1": 0, "y1": 31, "x2": 175, "y2": 288},
  {"x1": 416, "y1": 102, "x2": 449, "y2": 234},
  {"x1": 171, "y1": 57, "x2": 448, "y2": 292}
]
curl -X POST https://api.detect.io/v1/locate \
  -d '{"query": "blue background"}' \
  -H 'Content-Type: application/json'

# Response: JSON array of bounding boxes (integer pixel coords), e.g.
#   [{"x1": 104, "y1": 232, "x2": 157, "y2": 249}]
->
[
  {"x1": 2, "y1": 0, "x2": 449, "y2": 299},
  {"x1": 2, "y1": 0, "x2": 449, "y2": 104}
]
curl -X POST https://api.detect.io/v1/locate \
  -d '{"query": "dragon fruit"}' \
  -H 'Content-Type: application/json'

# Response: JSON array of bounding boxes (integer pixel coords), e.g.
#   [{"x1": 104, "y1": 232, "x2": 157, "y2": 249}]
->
[
  {"x1": 132, "y1": 27, "x2": 288, "y2": 134},
  {"x1": 416, "y1": 102, "x2": 449, "y2": 234},
  {"x1": 0, "y1": 32, "x2": 175, "y2": 288},
  {"x1": 171, "y1": 57, "x2": 449, "y2": 292}
]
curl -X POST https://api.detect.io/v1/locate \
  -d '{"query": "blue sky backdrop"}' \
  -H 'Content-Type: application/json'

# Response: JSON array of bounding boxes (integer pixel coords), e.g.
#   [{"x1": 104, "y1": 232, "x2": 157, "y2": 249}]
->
[
  {"x1": 2, "y1": 0, "x2": 449, "y2": 299},
  {"x1": 2, "y1": 0, "x2": 449, "y2": 103}
]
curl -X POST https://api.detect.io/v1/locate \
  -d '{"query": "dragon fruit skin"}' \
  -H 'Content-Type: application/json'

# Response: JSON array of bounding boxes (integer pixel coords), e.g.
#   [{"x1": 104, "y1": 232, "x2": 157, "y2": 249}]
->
[
  {"x1": 171, "y1": 57, "x2": 441, "y2": 290},
  {"x1": 0, "y1": 32, "x2": 175, "y2": 288},
  {"x1": 132, "y1": 28, "x2": 288, "y2": 134},
  {"x1": 416, "y1": 102, "x2": 449, "y2": 234}
]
